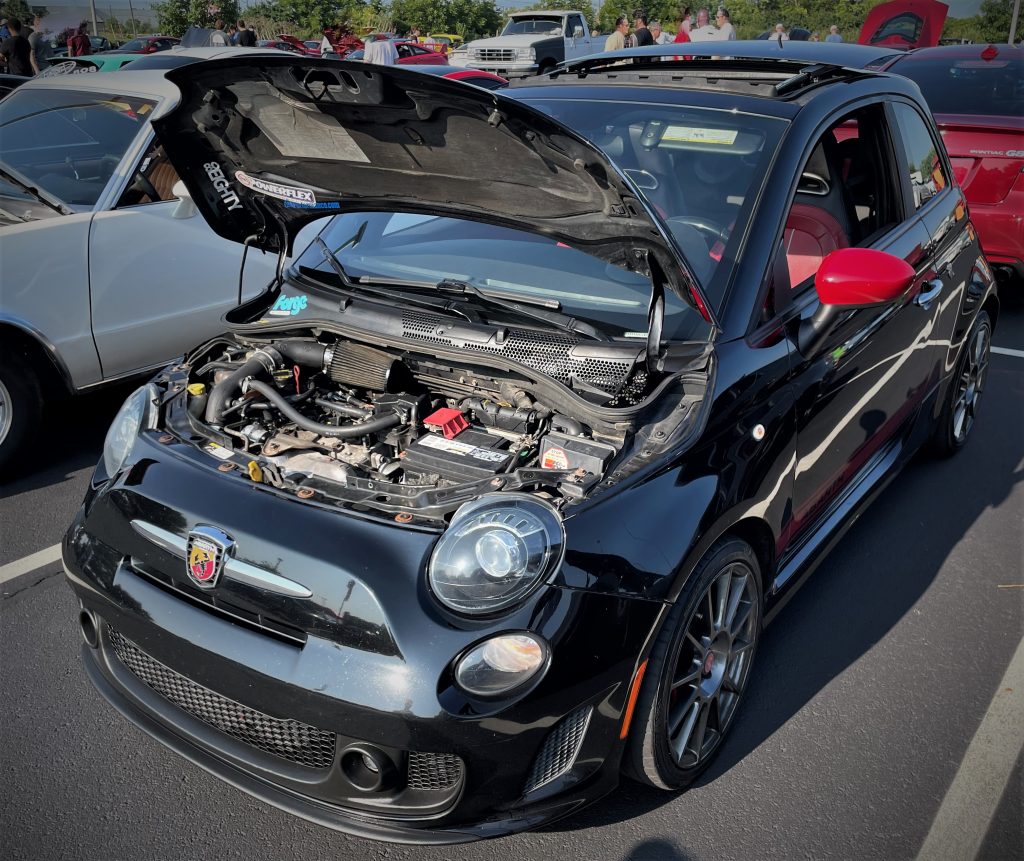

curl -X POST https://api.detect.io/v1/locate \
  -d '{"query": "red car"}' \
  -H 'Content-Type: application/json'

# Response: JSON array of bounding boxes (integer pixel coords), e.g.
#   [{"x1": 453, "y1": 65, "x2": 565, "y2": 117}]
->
[
  {"x1": 344, "y1": 41, "x2": 448, "y2": 65},
  {"x1": 276, "y1": 34, "x2": 320, "y2": 56},
  {"x1": 883, "y1": 44, "x2": 1024, "y2": 288},
  {"x1": 115, "y1": 35, "x2": 181, "y2": 54},
  {"x1": 859, "y1": 0, "x2": 948, "y2": 50}
]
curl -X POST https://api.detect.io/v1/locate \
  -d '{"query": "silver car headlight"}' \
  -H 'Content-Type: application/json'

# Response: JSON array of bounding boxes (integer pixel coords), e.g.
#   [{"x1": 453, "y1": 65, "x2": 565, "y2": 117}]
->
[
  {"x1": 515, "y1": 46, "x2": 536, "y2": 62},
  {"x1": 102, "y1": 384, "x2": 158, "y2": 476},
  {"x1": 428, "y1": 493, "x2": 564, "y2": 615}
]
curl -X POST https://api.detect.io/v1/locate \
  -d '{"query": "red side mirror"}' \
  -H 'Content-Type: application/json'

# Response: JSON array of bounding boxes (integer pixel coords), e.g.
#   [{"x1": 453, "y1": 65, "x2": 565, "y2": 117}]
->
[{"x1": 815, "y1": 248, "x2": 916, "y2": 308}]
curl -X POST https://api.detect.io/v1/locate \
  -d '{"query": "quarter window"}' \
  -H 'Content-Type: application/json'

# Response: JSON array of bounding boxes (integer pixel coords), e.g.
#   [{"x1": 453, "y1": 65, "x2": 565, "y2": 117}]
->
[{"x1": 892, "y1": 103, "x2": 948, "y2": 209}]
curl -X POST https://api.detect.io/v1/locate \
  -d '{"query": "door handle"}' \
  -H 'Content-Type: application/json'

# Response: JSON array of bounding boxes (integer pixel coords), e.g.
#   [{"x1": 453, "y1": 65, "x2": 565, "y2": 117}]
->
[{"x1": 914, "y1": 278, "x2": 943, "y2": 310}]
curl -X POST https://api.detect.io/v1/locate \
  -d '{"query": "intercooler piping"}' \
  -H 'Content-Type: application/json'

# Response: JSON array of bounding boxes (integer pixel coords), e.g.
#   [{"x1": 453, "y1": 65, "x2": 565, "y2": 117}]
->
[
  {"x1": 245, "y1": 380, "x2": 402, "y2": 439},
  {"x1": 205, "y1": 347, "x2": 282, "y2": 426}
]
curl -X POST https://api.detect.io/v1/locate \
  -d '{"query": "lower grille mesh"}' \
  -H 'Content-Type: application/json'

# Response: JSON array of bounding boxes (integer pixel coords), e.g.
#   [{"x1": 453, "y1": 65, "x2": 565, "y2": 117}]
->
[
  {"x1": 524, "y1": 705, "x2": 593, "y2": 793},
  {"x1": 107, "y1": 627, "x2": 337, "y2": 769},
  {"x1": 406, "y1": 751, "x2": 464, "y2": 791}
]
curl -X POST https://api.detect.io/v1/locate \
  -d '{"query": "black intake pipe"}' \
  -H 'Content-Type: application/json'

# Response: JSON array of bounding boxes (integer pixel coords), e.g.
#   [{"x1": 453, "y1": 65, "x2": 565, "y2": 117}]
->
[
  {"x1": 205, "y1": 347, "x2": 281, "y2": 426},
  {"x1": 246, "y1": 380, "x2": 401, "y2": 438}
]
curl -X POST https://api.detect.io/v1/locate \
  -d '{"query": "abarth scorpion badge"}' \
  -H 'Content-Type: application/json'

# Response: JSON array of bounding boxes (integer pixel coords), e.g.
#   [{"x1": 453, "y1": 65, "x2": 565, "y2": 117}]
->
[{"x1": 185, "y1": 525, "x2": 233, "y2": 589}]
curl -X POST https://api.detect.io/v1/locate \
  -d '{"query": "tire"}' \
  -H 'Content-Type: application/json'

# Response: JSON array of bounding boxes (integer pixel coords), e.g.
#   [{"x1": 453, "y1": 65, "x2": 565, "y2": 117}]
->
[
  {"x1": 0, "y1": 346, "x2": 43, "y2": 481},
  {"x1": 623, "y1": 538, "x2": 762, "y2": 790},
  {"x1": 930, "y1": 310, "x2": 991, "y2": 457}
]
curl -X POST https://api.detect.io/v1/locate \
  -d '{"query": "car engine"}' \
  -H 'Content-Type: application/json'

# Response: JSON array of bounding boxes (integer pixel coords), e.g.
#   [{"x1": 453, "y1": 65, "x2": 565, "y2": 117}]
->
[{"x1": 180, "y1": 335, "x2": 625, "y2": 508}]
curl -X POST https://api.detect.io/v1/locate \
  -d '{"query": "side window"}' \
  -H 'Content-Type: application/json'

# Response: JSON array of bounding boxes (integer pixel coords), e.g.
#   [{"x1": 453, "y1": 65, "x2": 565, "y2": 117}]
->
[
  {"x1": 568, "y1": 15, "x2": 584, "y2": 36},
  {"x1": 765, "y1": 105, "x2": 903, "y2": 317},
  {"x1": 116, "y1": 141, "x2": 181, "y2": 208},
  {"x1": 892, "y1": 102, "x2": 947, "y2": 209}
]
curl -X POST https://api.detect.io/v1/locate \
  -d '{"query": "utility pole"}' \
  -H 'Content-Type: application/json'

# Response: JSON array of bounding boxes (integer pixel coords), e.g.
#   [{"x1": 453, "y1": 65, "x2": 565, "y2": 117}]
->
[
  {"x1": 89, "y1": 0, "x2": 99, "y2": 36},
  {"x1": 1010, "y1": 0, "x2": 1021, "y2": 44},
  {"x1": 127, "y1": 0, "x2": 139, "y2": 36}
]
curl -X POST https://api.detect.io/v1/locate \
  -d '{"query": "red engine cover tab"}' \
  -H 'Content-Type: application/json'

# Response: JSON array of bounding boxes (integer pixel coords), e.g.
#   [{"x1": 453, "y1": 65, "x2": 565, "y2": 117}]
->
[{"x1": 423, "y1": 408, "x2": 470, "y2": 440}]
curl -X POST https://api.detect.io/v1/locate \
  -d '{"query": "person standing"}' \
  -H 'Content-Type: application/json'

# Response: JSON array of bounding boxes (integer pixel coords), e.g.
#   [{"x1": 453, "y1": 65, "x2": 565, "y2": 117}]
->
[
  {"x1": 689, "y1": 8, "x2": 717, "y2": 41},
  {"x1": 0, "y1": 19, "x2": 10, "y2": 40},
  {"x1": 320, "y1": 31, "x2": 335, "y2": 56},
  {"x1": 773, "y1": 23, "x2": 789, "y2": 42},
  {"x1": 27, "y1": 16, "x2": 50, "y2": 74},
  {"x1": 650, "y1": 20, "x2": 672, "y2": 44},
  {"x1": 210, "y1": 19, "x2": 229, "y2": 47},
  {"x1": 825, "y1": 25, "x2": 843, "y2": 43},
  {"x1": 604, "y1": 15, "x2": 629, "y2": 51},
  {"x1": 67, "y1": 24, "x2": 91, "y2": 56},
  {"x1": 0, "y1": 19, "x2": 33, "y2": 76},
  {"x1": 714, "y1": 7, "x2": 736, "y2": 40},
  {"x1": 236, "y1": 20, "x2": 256, "y2": 47},
  {"x1": 631, "y1": 10, "x2": 654, "y2": 46},
  {"x1": 362, "y1": 33, "x2": 398, "y2": 65}
]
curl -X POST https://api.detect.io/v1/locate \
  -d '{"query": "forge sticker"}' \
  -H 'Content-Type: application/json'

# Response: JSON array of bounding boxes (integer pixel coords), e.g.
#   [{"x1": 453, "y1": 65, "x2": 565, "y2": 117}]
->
[
  {"x1": 269, "y1": 294, "x2": 309, "y2": 316},
  {"x1": 235, "y1": 171, "x2": 316, "y2": 207},
  {"x1": 203, "y1": 162, "x2": 243, "y2": 212}
]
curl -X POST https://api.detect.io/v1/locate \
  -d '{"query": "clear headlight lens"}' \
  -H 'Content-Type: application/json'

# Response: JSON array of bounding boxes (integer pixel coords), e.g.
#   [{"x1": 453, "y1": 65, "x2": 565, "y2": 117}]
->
[
  {"x1": 515, "y1": 46, "x2": 536, "y2": 62},
  {"x1": 454, "y1": 632, "x2": 548, "y2": 697},
  {"x1": 102, "y1": 384, "x2": 157, "y2": 476},
  {"x1": 428, "y1": 493, "x2": 564, "y2": 615}
]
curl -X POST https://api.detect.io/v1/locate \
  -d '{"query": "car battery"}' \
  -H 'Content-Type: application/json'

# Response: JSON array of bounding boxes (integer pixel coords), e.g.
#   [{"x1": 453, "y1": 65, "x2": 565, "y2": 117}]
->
[
  {"x1": 402, "y1": 428, "x2": 512, "y2": 482},
  {"x1": 539, "y1": 431, "x2": 616, "y2": 474}
]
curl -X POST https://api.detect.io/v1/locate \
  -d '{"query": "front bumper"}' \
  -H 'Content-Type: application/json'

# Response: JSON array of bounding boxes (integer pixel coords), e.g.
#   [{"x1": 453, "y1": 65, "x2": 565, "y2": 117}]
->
[
  {"x1": 63, "y1": 437, "x2": 663, "y2": 841},
  {"x1": 465, "y1": 61, "x2": 538, "y2": 78}
]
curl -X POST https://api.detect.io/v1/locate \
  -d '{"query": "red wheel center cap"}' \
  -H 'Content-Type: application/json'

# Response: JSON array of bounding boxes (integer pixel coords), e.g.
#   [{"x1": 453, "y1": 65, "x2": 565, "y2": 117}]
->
[{"x1": 702, "y1": 652, "x2": 715, "y2": 675}]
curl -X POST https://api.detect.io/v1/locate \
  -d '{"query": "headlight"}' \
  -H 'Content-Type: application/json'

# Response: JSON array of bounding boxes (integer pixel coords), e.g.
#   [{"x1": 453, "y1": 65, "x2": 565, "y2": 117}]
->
[
  {"x1": 515, "y1": 47, "x2": 536, "y2": 62},
  {"x1": 455, "y1": 632, "x2": 549, "y2": 697},
  {"x1": 102, "y1": 384, "x2": 157, "y2": 476},
  {"x1": 428, "y1": 493, "x2": 564, "y2": 615}
]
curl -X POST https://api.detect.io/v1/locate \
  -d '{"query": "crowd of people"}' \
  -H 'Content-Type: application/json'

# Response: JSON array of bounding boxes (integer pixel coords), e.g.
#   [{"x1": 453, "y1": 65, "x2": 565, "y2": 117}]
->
[{"x1": 0, "y1": 15, "x2": 56, "y2": 75}]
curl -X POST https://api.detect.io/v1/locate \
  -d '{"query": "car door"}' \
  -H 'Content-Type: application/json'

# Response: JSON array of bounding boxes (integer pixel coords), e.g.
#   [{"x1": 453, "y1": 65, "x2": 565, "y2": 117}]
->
[
  {"x1": 565, "y1": 14, "x2": 587, "y2": 58},
  {"x1": 779, "y1": 102, "x2": 944, "y2": 547},
  {"x1": 89, "y1": 137, "x2": 275, "y2": 380}
]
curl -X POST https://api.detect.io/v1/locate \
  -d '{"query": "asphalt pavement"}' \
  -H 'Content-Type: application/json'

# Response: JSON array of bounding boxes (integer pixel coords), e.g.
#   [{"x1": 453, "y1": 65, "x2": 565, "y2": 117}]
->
[{"x1": 1, "y1": 305, "x2": 1022, "y2": 861}]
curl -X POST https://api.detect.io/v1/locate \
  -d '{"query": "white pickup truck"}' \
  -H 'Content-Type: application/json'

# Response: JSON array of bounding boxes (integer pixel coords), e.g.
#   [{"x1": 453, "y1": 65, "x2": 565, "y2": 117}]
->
[{"x1": 464, "y1": 10, "x2": 596, "y2": 78}]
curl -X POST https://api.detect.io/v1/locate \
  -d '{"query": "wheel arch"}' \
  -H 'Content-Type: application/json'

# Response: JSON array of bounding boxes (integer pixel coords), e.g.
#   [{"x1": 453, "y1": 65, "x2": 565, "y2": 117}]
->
[{"x1": 0, "y1": 319, "x2": 75, "y2": 397}]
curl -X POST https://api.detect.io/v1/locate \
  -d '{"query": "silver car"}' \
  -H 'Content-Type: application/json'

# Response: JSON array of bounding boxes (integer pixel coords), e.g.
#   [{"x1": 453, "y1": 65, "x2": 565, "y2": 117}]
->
[{"x1": 0, "y1": 67, "x2": 276, "y2": 477}]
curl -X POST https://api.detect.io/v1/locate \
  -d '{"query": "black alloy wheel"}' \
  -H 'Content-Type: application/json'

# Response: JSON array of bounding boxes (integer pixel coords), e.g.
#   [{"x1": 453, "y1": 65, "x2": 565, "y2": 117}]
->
[
  {"x1": 931, "y1": 311, "x2": 991, "y2": 456},
  {"x1": 624, "y1": 538, "x2": 762, "y2": 789}
]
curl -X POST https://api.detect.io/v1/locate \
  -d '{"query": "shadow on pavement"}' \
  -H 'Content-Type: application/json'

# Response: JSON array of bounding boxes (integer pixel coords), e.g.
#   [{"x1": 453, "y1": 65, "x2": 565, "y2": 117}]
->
[{"x1": 545, "y1": 346, "x2": 1024, "y2": 836}]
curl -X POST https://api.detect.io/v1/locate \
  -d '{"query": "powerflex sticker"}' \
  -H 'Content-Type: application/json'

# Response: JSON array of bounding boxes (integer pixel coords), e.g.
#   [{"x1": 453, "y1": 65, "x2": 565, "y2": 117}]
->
[{"x1": 235, "y1": 171, "x2": 316, "y2": 206}]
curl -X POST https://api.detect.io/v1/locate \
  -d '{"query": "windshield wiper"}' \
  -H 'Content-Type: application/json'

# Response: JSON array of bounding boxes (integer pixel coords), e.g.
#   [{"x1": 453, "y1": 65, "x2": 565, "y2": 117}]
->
[{"x1": 0, "y1": 166, "x2": 72, "y2": 216}]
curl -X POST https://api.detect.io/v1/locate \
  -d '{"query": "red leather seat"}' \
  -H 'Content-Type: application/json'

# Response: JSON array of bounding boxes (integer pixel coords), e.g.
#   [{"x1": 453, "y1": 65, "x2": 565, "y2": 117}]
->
[{"x1": 784, "y1": 203, "x2": 850, "y2": 287}]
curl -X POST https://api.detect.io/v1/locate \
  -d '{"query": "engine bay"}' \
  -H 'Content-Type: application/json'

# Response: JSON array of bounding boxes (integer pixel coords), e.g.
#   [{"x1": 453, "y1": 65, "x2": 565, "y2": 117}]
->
[{"x1": 174, "y1": 332, "x2": 649, "y2": 513}]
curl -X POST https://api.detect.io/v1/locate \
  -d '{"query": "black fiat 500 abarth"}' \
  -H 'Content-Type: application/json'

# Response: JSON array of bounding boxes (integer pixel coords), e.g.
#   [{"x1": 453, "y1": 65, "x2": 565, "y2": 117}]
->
[{"x1": 64, "y1": 44, "x2": 998, "y2": 842}]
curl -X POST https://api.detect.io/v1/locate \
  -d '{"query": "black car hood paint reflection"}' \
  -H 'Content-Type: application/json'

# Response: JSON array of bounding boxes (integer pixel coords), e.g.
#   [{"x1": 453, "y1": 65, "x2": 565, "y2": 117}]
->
[{"x1": 154, "y1": 57, "x2": 716, "y2": 325}]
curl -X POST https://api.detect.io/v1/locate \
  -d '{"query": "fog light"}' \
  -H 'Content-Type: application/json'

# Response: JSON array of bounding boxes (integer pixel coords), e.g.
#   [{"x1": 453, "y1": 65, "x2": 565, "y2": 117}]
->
[{"x1": 454, "y1": 633, "x2": 548, "y2": 697}]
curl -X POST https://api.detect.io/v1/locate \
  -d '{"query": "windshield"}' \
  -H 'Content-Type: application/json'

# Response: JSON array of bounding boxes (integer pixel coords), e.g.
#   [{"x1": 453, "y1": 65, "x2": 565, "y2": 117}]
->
[
  {"x1": 0, "y1": 88, "x2": 155, "y2": 207},
  {"x1": 120, "y1": 39, "x2": 149, "y2": 51},
  {"x1": 519, "y1": 98, "x2": 787, "y2": 311},
  {"x1": 295, "y1": 212, "x2": 714, "y2": 342},
  {"x1": 501, "y1": 16, "x2": 564, "y2": 36},
  {"x1": 870, "y1": 13, "x2": 924, "y2": 44},
  {"x1": 891, "y1": 54, "x2": 1024, "y2": 116}
]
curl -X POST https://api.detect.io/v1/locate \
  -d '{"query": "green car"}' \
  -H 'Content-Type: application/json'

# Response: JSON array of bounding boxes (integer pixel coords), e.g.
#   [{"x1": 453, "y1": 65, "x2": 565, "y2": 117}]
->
[{"x1": 41, "y1": 54, "x2": 140, "y2": 76}]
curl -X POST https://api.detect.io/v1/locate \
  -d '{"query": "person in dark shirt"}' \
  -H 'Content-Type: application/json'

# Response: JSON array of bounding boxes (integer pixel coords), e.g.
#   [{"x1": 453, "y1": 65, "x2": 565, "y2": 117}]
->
[
  {"x1": 0, "y1": 18, "x2": 33, "y2": 76},
  {"x1": 236, "y1": 19, "x2": 257, "y2": 47},
  {"x1": 632, "y1": 9, "x2": 654, "y2": 47}
]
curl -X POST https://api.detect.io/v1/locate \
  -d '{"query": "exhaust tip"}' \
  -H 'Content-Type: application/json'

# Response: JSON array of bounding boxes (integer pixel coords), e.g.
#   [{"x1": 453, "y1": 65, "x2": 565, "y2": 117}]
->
[
  {"x1": 79, "y1": 609, "x2": 100, "y2": 649},
  {"x1": 339, "y1": 745, "x2": 395, "y2": 793}
]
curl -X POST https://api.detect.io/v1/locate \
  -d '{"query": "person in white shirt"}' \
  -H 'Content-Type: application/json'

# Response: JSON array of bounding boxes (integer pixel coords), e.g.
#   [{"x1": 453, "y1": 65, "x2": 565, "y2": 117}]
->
[
  {"x1": 604, "y1": 15, "x2": 630, "y2": 52},
  {"x1": 714, "y1": 7, "x2": 736, "y2": 40},
  {"x1": 363, "y1": 34, "x2": 399, "y2": 64},
  {"x1": 209, "y1": 19, "x2": 229, "y2": 47},
  {"x1": 688, "y1": 7, "x2": 718, "y2": 41},
  {"x1": 650, "y1": 20, "x2": 673, "y2": 44},
  {"x1": 773, "y1": 23, "x2": 789, "y2": 42}
]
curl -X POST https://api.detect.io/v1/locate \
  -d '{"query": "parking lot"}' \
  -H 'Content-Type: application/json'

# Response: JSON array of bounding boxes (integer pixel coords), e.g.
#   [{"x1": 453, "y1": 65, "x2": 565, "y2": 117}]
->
[{"x1": 0, "y1": 303, "x2": 1020, "y2": 860}]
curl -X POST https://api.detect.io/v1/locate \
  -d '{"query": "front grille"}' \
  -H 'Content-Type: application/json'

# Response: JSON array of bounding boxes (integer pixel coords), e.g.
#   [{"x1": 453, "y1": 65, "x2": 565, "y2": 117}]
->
[
  {"x1": 107, "y1": 627, "x2": 337, "y2": 769},
  {"x1": 472, "y1": 48, "x2": 516, "y2": 63},
  {"x1": 524, "y1": 705, "x2": 592, "y2": 793},
  {"x1": 402, "y1": 311, "x2": 637, "y2": 395},
  {"x1": 406, "y1": 751, "x2": 464, "y2": 791}
]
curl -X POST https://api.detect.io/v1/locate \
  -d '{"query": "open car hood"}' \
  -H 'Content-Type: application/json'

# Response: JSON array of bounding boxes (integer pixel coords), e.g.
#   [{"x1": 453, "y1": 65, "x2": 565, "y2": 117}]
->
[
  {"x1": 154, "y1": 57, "x2": 717, "y2": 326},
  {"x1": 858, "y1": 0, "x2": 948, "y2": 50}
]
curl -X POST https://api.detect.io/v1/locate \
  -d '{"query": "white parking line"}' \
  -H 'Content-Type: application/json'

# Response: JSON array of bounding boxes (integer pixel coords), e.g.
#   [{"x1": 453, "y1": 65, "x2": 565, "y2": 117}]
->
[
  {"x1": 991, "y1": 346, "x2": 1024, "y2": 359},
  {"x1": 0, "y1": 544, "x2": 63, "y2": 586},
  {"x1": 916, "y1": 634, "x2": 1024, "y2": 861}
]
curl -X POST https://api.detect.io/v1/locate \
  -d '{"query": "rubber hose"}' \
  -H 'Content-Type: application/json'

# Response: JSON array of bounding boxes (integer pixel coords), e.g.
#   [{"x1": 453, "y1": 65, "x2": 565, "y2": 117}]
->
[
  {"x1": 205, "y1": 347, "x2": 280, "y2": 426},
  {"x1": 247, "y1": 380, "x2": 401, "y2": 438},
  {"x1": 551, "y1": 413, "x2": 584, "y2": 436},
  {"x1": 197, "y1": 360, "x2": 244, "y2": 376},
  {"x1": 275, "y1": 340, "x2": 328, "y2": 368}
]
